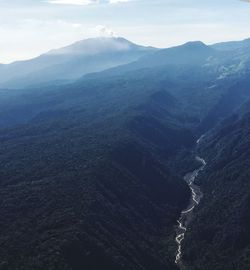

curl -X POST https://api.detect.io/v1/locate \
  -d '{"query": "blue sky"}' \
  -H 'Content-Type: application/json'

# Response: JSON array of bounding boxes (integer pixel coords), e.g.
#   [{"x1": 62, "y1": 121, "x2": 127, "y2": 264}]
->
[{"x1": 0, "y1": 0, "x2": 250, "y2": 63}]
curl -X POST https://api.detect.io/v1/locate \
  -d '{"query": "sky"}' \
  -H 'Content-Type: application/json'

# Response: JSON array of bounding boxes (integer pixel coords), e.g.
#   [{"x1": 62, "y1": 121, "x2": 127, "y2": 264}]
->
[{"x1": 0, "y1": 0, "x2": 250, "y2": 63}]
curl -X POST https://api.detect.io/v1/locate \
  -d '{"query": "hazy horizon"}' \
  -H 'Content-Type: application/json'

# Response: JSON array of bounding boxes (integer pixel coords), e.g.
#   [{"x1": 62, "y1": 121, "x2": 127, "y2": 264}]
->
[
  {"x1": 1, "y1": 35, "x2": 250, "y2": 65},
  {"x1": 1, "y1": 0, "x2": 250, "y2": 64}
]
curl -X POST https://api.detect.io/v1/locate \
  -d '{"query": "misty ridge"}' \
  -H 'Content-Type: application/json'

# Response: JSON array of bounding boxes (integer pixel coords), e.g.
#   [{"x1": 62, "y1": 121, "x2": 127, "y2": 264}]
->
[
  {"x1": 1, "y1": 34, "x2": 250, "y2": 270},
  {"x1": 1, "y1": 36, "x2": 250, "y2": 89}
]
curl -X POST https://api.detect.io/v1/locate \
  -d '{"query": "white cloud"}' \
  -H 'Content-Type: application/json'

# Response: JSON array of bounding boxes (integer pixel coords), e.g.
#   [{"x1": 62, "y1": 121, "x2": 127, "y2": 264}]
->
[
  {"x1": 47, "y1": 0, "x2": 133, "y2": 5},
  {"x1": 95, "y1": 25, "x2": 116, "y2": 37},
  {"x1": 47, "y1": 0, "x2": 95, "y2": 5},
  {"x1": 109, "y1": 0, "x2": 132, "y2": 3}
]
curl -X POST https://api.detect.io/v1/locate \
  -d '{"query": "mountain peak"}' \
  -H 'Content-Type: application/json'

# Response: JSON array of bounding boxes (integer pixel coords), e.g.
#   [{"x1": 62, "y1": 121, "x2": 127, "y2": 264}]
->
[
  {"x1": 134, "y1": 40, "x2": 215, "y2": 69},
  {"x1": 182, "y1": 41, "x2": 211, "y2": 50},
  {"x1": 184, "y1": 41, "x2": 206, "y2": 46},
  {"x1": 48, "y1": 37, "x2": 147, "y2": 56}
]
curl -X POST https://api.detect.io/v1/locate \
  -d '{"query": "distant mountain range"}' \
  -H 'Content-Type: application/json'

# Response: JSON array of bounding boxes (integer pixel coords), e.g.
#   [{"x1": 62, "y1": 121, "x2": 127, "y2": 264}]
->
[
  {"x1": 0, "y1": 37, "x2": 156, "y2": 88},
  {"x1": 1, "y1": 36, "x2": 250, "y2": 89}
]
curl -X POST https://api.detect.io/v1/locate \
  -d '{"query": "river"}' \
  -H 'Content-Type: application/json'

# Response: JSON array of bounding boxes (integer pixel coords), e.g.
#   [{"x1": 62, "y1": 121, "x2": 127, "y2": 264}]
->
[{"x1": 175, "y1": 155, "x2": 206, "y2": 268}]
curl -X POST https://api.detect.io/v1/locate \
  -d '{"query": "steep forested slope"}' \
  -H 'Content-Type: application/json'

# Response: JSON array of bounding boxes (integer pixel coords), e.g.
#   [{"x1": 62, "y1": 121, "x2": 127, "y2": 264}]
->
[
  {"x1": 0, "y1": 74, "x2": 197, "y2": 270},
  {"x1": 182, "y1": 104, "x2": 250, "y2": 270}
]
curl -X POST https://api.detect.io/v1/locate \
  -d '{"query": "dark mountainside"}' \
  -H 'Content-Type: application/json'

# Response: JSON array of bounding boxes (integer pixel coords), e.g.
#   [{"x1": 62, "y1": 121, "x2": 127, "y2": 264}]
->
[{"x1": 0, "y1": 37, "x2": 250, "y2": 270}]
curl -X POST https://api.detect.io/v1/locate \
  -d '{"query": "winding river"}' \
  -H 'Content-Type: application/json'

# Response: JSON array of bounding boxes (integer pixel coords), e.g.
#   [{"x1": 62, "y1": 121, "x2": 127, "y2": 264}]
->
[{"x1": 175, "y1": 153, "x2": 206, "y2": 268}]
